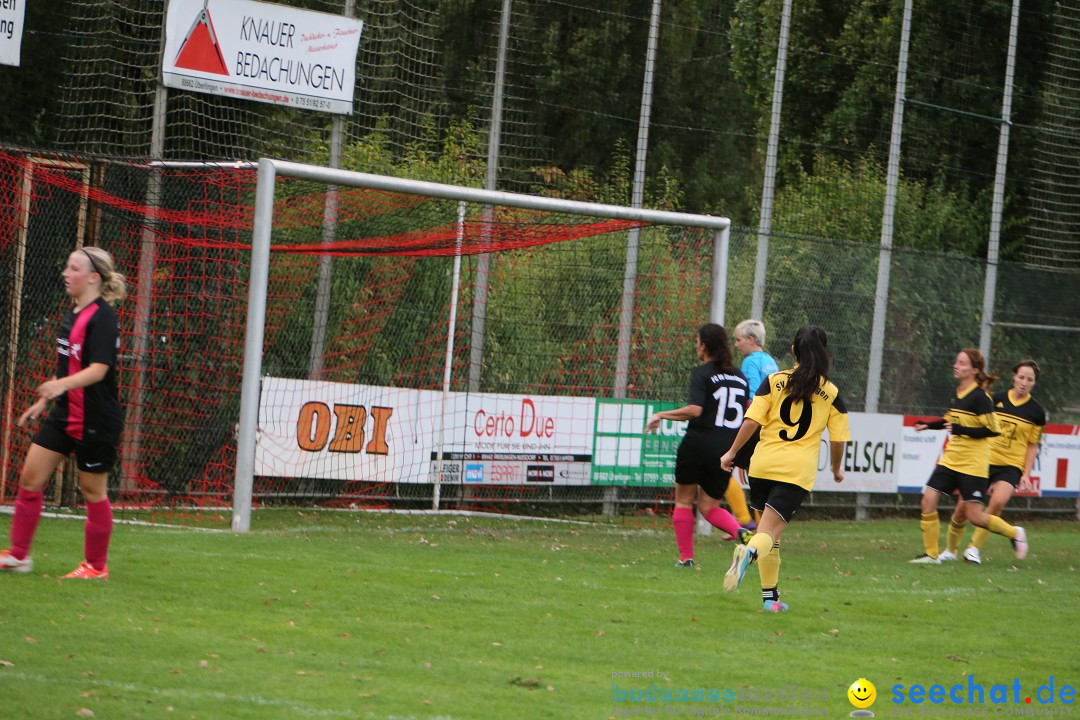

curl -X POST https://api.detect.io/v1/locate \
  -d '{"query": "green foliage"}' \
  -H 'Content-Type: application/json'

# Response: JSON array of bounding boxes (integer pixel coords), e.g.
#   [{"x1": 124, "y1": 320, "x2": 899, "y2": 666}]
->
[{"x1": 773, "y1": 156, "x2": 988, "y2": 254}]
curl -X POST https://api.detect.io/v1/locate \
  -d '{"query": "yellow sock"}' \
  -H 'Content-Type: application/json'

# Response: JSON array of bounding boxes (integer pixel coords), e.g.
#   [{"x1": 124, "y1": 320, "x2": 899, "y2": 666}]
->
[
  {"x1": 970, "y1": 526, "x2": 990, "y2": 549},
  {"x1": 984, "y1": 515, "x2": 1017, "y2": 540},
  {"x1": 724, "y1": 483, "x2": 751, "y2": 525},
  {"x1": 758, "y1": 541, "x2": 781, "y2": 589},
  {"x1": 748, "y1": 531, "x2": 773, "y2": 559},
  {"x1": 920, "y1": 513, "x2": 940, "y2": 558},
  {"x1": 946, "y1": 520, "x2": 965, "y2": 553},
  {"x1": 753, "y1": 509, "x2": 762, "y2": 524}
]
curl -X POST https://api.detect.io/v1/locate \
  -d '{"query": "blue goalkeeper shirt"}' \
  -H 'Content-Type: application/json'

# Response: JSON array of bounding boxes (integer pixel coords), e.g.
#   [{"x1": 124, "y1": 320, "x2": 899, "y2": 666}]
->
[{"x1": 741, "y1": 350, "x2": 779, "y2": 396}]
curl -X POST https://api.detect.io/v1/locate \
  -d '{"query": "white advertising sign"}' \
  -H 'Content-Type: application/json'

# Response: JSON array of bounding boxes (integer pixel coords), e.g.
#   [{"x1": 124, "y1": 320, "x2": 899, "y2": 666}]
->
[
  {"x1": 256, "y1": 378, "x2": 436, "y2": 482},
  {"x1": 1022, "y1": 424, "x2": 1080, "y2": 498},
  {"x1": 437, "y1": 392, "x2": 596, "y2": 486},
  {"x1": 815, "y1": 412, "x2": 902, "y2": 493},
  {"x1": 162, "y1": 0, "x2": 363, "y2": 114},
  {"x1": 0, "y1": 0, "x2": 26, "y2": 67},
  {"x1": 896, "y1": 419, "x2": 1080, "y2": 498},
  {"x1": 896, "y1": 418, "x2": 949, "y2": 493}
]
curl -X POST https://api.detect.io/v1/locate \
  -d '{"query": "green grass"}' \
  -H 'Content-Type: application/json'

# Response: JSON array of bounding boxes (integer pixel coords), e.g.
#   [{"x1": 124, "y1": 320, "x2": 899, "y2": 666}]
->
[{"x1": 1, "y1": 512, "x2": 1078, "y2": 720}]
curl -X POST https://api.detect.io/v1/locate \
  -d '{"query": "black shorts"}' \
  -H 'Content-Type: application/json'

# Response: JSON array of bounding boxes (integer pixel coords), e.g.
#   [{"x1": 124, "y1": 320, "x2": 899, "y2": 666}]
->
[
  {"x1": 33, "y1": 420, "x2": 118, "y2": 473},
  {"x1": 747, "y1": 476, "x2": 809, "y2": 524},
  {"x1": 988, "y1": 464, "x2": 1022, "y2": 489},
  {"x1": 675, "y1": 441, "x2": 732, "y2": 501},
  {"x1": 926, "y1": 465, "x2": 988, "y2": 503}
]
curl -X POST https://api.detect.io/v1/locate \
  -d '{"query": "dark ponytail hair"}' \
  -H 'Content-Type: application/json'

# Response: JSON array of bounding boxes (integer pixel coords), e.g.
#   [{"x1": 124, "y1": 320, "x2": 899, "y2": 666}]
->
[
  {"x1": 697, "y1": 323, "x2": 735, "y2": 373},
  {"x1": 960, "y1": 348, "x2": 998, "y2": 390},
  {"x1": 786, "y1": 325, "x2": 831, "y2": 403}
]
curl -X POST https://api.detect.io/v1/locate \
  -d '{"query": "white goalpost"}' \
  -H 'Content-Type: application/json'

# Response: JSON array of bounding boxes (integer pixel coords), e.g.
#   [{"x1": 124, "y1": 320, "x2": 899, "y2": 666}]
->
[{"x1": 232, "y1": 158, "x2": 732, "y2": 532}]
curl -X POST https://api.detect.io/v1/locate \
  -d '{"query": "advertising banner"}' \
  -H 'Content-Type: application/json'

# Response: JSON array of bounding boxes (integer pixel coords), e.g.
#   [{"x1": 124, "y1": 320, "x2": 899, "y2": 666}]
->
[
  {"x1": 897, "y1": 419, "x2": 1080, "y2": 497},
  {"x1": 256, "y1": 377, "x2": 1080, "y2": 496},
  {"x1": 256, "y1": 378, "x2": 435, "y2": 482},
  {"x1": 0, "y1": 0, "x2": 26, "y2": 67},
  {"x1": 436, "y1": 392, "x2": 595, "y2": 486},
  {"x1": 815, "y1": 412, "x2": 902, "y2": 492},
  {"x1": 162, "y1": 0, "x2": 363, "y2": 114}
]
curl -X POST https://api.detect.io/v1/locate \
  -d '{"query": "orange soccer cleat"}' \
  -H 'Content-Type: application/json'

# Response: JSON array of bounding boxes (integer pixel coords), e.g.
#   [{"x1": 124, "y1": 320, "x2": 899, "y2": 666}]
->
[{"x1": 62, "y1": 562, "x2": 109, "y2": 580}]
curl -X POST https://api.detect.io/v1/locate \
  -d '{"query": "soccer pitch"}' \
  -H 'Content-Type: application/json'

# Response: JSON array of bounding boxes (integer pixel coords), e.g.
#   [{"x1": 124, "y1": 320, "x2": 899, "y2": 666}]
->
[{"x1": 1, "y1": 512, "x2": 1077, "y2": 720}]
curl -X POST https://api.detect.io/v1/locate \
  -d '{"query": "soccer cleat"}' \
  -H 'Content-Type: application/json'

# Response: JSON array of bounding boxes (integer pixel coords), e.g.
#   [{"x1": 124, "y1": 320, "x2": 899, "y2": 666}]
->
[
  {"x1": 909, "y1": 554, "x2": 941, "y2": 565},
  {"x1": 741, "y1": 520, "x2": 757, "y2": 532},
  {"x1": 963, "y1": 546, "x2": 981, "y2": 564},
  {"x1": 724, "y1": 544, "x2": 755, "y2": 592},
  {"x1": 1011, "y1": 526, "x2": 1028, "y2": 560},
  {"x1": 937, "y1": 549, "x2": 958, "y2": 561},
  {"x1": 674, "y1": 558, "x2": 695, "y2": 569},
  {"x1": 0, "y1": 550, "x2": 33, "y2": 574},
  {"x1": 62, "y1": 562, "x2": 108, "y2": 580},
  {"x1": 764, "y1": 600, "x2": 789, "y2": 612},
  {"x1": 736, "y1": 528, "x2": 754, "y2": 546}
]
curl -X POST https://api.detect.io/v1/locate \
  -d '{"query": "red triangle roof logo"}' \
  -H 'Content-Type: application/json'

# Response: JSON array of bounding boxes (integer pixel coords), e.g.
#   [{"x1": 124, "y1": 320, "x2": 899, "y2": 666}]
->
[{"x1": 175, "y1": 4, "x2": 229, "y2": 76}]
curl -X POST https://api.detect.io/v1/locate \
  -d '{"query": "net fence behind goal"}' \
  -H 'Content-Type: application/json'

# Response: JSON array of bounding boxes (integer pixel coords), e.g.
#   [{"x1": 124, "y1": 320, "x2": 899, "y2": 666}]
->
[{"x1": 0, "y1": 150, "x2": 729, "y2": 527}]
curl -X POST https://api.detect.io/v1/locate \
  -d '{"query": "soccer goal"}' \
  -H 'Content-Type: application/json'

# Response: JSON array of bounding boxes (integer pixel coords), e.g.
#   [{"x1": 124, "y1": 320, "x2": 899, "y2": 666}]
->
[{"x1": 231, "y1": 159, "x2": 732, "y2": 531}]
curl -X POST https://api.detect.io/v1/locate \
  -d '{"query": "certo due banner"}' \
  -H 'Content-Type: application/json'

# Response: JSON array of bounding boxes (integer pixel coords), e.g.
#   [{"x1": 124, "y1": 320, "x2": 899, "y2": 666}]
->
[
  {"x1": 0, "y1": 0, "x2": 26, "y2": 68},
  {"x1": 162, "y1": 0, "x2": 363, "y2": 115}
]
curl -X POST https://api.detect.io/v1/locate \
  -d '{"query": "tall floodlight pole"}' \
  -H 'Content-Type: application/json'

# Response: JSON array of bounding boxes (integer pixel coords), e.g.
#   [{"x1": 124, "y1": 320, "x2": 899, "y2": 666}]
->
[
  {"x1": 469, "y1": 0, "x2": 513, "y2": 392},
  {"x1": 614, "y1": 0, "x2": 662, "y2": 399},
  {"x1": 123, "y1": 0, "x2": 171, "y2": 493},
  {"x1": 750, "y1": 0, "x2": 794, "y2": 321},
  {"x1": 865, "y1": 0, "x2": 914, "y2": 415},
  {"x1": 979, "y1": 0, "x2": 1022, "y2": 361},
  {"x1": 309, "y1": 0, "x2": 356, "y2": 378}
]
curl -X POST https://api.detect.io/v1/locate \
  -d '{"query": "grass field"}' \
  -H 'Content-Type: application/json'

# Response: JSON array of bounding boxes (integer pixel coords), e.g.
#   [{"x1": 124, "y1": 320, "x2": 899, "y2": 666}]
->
[{"x1": 1, "y1": 511, "x2": 1078, "y2": 720}]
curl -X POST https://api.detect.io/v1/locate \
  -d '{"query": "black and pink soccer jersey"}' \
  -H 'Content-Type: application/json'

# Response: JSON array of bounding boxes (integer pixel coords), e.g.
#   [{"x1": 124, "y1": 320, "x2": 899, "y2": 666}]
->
[{"x1": 47, "y1": 297, "x2": 123, "y2": 443}]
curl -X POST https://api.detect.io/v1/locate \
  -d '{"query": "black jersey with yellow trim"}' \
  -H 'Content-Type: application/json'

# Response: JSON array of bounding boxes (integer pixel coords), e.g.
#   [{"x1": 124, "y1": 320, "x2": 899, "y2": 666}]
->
[
  {"x1": 745, "y1": 368, "x2": 851, "y2": 492},
  {"x1": 936, "y1": 384, "x2": 1000, "y2": 477},
  {"x1": 989, "y1": 390, "x2": 1046, "y2": 471}
]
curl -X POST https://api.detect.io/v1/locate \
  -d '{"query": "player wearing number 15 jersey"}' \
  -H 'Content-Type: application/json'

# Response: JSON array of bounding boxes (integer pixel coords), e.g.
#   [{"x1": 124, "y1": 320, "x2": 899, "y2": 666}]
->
[
  {"x1": 720, "y1": 326, "x2": 851, "y2": 611},
  {"x1": 647, "y1": 324, "x2": 752, "y2": 568}
]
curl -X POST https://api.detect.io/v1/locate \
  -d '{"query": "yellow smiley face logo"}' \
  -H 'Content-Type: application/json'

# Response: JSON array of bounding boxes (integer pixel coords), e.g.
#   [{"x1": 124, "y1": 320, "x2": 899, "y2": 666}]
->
[{"x1": 848, "y1": 678, "x2": 877, "y2": 709}]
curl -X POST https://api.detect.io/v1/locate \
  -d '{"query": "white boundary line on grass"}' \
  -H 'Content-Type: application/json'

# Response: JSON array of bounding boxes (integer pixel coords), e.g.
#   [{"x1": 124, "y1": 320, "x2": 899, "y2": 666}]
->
[
  {"x1": 0, "y1": 505, "x2": 597, "y2": 529},
  {"x1": 0, "y1": 506, "x2": 231, "y2": 533},
  {"x1": 348, "y1": 508, "x2": 597, "y2": 525}
]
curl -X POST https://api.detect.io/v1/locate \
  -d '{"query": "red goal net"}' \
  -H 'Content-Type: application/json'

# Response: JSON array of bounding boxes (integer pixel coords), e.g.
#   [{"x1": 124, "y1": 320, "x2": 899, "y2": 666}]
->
[{"x1": 0, "y1": 150, "x2": 721, "y2": 525}]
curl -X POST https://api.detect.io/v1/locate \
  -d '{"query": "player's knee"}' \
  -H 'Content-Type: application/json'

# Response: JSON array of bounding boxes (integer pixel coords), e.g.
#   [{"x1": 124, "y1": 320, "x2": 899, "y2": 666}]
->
[{"x1": 19, "y1": 465, "x2": 48, "y2": 492}]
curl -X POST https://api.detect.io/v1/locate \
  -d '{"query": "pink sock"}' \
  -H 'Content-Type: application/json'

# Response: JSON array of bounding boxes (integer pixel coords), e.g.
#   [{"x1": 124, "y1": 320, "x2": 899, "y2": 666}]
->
[
  {"x1": 84, "y1": 499, "x2": 113, "y2": 571},
  {"x1": 10, "y1": 488, "x2": 44, "y2": 560},
  {"x1": 705, "y1": 506, "x2": 742, "y2": 539},
  {"x1": 672, "y1": 507, "x2": 695, "y2": 561}
]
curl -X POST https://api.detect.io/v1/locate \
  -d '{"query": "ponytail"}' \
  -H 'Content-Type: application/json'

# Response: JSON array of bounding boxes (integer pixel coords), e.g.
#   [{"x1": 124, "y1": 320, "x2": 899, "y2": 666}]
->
[
  {"x1": 960, "y1": 348, "x2": 998, "y2": 390},
  {"x1": 82, "y1": 246, "x2": 127, "y2": 304},
  {"x1": 786, "y1": 325, "x2": 831, "y2": 404},
  {"x1": 697, "y1": 323, "x2": 736, "y2": 374}
]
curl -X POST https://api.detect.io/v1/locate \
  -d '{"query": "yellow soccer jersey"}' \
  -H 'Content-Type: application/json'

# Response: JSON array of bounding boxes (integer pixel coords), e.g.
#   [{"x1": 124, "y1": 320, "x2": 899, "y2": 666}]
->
[
  {"x1": 937, "y1": 384, "x2": 1001, "y2": 477},
  {"x1": 989, "y1": 390, "x2": 1046, "y2": 471},
  {"x1": 745, "y1": 369, "x2": 852, "y2": 491}
]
